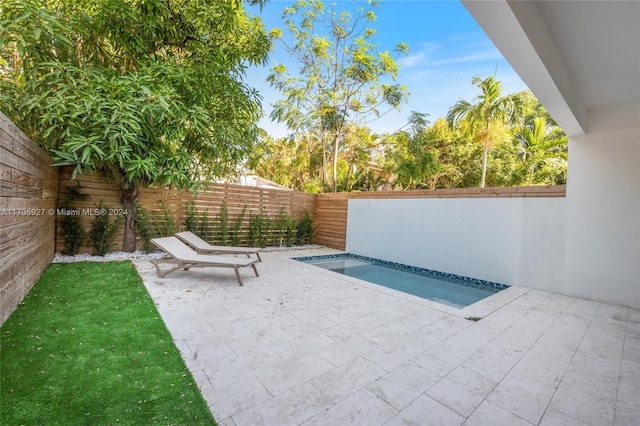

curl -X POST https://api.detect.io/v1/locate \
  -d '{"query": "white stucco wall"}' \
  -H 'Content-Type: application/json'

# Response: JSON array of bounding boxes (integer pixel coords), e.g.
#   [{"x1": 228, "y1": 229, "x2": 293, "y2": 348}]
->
[
  {"x1": 346, "y1": 105, "x2": 639, "y2": 309},
  {"x1": 345, "y1": 197, "x2": 566, "y2": 289},
  {"x1": 518, "y1": 199, "x2": 567, "y2": 291},
  {"x1": 562, "y1": 106, "x2": 640, "y2": 308}
]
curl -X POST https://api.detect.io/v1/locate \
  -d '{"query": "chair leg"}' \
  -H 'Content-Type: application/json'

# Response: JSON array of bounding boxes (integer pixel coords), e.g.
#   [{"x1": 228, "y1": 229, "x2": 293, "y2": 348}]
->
[
  {"x1": 233, "y1": 266, "x2": 244, "y2": 286},
  {"x1": 151, "y1": 259, "x2": 180, "y2": 278},
  {"x1": 246, "y1": 252, "x2": 262, "y2": 262},
  {"x1": 251, "y1": 264, "x2": 259, "y2": 277}
]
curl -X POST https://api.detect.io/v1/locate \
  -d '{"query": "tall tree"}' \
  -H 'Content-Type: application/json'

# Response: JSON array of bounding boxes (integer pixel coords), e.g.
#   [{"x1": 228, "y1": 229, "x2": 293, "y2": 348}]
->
[
  {"x1": 338, "y1": 125, "x2": 381, "y2": 191},
  {"x1": 248, "y1": 133, "x2": 325, "y2": 192},
  {"x1": 514, "y1": 116, "x2": 568, "y2": 184},
  {"x1": 388, "y1": 117, "x2": 483, "y2": 190},
  {"x1": 446, "y1": 75, "x2": 522, "y2": 188},
  {"x1": 388, "y1": 111, "x2": 438, "y2": 190},
  {"x1": 267, "y1": 0, "x2": 409, "y2": 192},
  {"x1": 0, "y1": 0, "x2": 270, "y2": 251}
]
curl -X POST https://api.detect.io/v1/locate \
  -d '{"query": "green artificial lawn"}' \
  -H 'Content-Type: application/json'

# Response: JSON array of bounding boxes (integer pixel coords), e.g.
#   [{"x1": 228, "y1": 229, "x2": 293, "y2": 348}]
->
[{"x1": 0, "y1": 261, "x2": 216, "y2": 426}]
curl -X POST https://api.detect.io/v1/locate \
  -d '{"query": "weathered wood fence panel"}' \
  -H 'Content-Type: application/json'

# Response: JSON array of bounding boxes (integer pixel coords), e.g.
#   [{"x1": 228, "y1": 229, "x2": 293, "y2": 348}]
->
[
  {"x1": 315, "y1": 185, "x2": 567, "y2": 250},
  {"x1": 0, "y1": 113, "x2": 59, "y2": 325},
  {"x1": 56, "y1": 169, "x2": 127, "y2": 254}
]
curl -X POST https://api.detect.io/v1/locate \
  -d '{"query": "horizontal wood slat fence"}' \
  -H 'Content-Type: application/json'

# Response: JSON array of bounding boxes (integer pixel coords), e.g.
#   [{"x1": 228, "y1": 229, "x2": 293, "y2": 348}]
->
[
  {"x1": 0, "y1": 113, "x2": 59, "y2": 325},
  {"x1": 56, "y1": 168, "x2": 317, "y2": 253},
  {"x1": 315, "y1": 185, "x2": 566, "y2": 250}
]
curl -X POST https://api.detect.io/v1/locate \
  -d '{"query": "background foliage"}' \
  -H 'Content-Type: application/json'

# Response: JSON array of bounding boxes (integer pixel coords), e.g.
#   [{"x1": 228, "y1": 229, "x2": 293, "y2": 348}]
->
[{"x1": 251, "y1": 86, "x2": 567, "y2": 192}]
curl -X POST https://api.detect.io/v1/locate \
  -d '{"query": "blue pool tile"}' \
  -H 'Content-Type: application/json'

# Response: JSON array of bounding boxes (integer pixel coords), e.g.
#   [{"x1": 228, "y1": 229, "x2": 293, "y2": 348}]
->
[{"x1": 292, "y1": 253, "x2": 510, "y2": 298}]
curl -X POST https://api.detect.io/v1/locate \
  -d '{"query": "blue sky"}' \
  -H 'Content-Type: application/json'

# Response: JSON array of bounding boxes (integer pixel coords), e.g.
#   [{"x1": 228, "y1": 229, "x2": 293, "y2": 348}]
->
[{"x1": 246, "y1": 0, "x2": 529, "y2": 137}]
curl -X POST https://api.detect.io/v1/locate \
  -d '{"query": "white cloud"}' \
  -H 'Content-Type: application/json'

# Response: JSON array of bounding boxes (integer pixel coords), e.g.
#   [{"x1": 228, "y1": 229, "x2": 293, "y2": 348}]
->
[
  {"x1": 398, "y1": 51, "x2": 426, "y2": 68},
  {"x1": 398, "y1": 42, "x2": 441, "y2": 68},
  {"x1": 428, "y1": 48, "x2": 503, "y2": 67}
]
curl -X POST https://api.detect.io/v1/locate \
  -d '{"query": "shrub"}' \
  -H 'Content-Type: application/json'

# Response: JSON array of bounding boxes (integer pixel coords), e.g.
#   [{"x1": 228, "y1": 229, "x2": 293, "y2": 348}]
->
[
  {"x1": 58, "y1": 182, "x2": 88, "y2": 255},
  {"x1": 275, "y1": 208, "x2": 296, "y2": 247},
  {"x1": 151, "y1": 200, "x2": 176, "y2": 237},
  {"x1": 183, "y1": 201, "x2": 198, "y2": 234},
  {"x1": 134, "y1": 204, "x2": 154, "y2": 253},
  {"x1": 59, "y1": 209, "x2": 85, "y2": 255},
  {"x1": 89, "y1": 200, "x2": 121, "y2": 256},
  {"x1": 248, "y1": 209, "x2": 269, "y2": 247},
  {"x1": 197, "y1": 210, "x2": 211, "y2": 242},
  {"x1": 217, "y1": 201, "x2": 229, "y2": 246},
  {"x1": 183, "y1": 201, "x2": 211, "y2": 241},
  {"x1": 296, "y1": 210, "x2": 315, "y2": 245},
  {"x1": 230, "y1": 206, "x2": 247, "y2": 247}
]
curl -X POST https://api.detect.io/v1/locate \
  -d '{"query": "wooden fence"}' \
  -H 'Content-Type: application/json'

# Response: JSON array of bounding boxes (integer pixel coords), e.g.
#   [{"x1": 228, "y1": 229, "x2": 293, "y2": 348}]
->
[
  {"x1": 0, "y1": 113, "x2": 59, "y2": 325},
  {"x1": 315, "y1": 185, "x2": 567, "y2": 250},
  {"x1": 56, "y1": 168, "x2": 317, "y2": 253},
  {"x1": 58, "y1": 168, "x2": 566, "y2": 253}
]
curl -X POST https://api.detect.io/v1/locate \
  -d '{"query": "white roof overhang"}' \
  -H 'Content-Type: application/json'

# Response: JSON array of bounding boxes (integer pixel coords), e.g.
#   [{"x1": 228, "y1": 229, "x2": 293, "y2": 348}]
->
[{"x1": 462, "y1": 0, "x2": 640, "y2": 137}]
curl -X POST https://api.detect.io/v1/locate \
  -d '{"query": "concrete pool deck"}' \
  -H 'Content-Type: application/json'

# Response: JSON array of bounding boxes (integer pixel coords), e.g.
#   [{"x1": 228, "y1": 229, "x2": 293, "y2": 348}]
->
[{"x1": 133, "y1": 248, "x2": 640, "y2": 426}]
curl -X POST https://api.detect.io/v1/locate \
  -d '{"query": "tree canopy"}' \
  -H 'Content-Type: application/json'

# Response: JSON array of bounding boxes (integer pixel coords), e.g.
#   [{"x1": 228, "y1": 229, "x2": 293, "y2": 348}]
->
[
  {"x1": 0, "y1": 0, "x2": 271, "y2": 251},
  {"x1": 250, "y1": 86, "x2": 568, "y2": 192},
  {"x1": 267, "y1": 0, "x2": 409, "y2": 192},
  {"x1": 447, "y1": 75, "x2": 523, "y2": 188}
]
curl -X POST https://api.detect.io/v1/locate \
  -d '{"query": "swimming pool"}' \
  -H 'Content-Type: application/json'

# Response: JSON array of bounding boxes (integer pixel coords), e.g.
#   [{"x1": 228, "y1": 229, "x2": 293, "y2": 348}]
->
[{"x1": 293, "y1": 253, "x2": 508, "y2": 308}]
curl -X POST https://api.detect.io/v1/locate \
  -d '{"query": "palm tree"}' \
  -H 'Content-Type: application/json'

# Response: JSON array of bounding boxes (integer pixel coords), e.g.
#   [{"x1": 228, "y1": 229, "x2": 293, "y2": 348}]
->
[
  {"x1": 447, "y1": 75, "x2": 522, "y2": 187},
  {"x1": 515, "y1": 116, "x2": 568, "y2": 184}
]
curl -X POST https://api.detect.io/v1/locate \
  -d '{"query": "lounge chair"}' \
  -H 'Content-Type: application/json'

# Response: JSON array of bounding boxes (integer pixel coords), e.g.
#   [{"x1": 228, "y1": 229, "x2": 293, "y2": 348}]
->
[
  {"x1": 175, "y1": 231, "x2": 263, "y2": 262},
  {"x1": 150, "y1": 236, "x2": 259, "y2": 286}
]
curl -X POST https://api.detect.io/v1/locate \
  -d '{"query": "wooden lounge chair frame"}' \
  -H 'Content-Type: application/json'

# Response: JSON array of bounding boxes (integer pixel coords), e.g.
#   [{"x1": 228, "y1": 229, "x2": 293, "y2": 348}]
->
[
  {"x1": 175, "y1": 231, "x2": 263, "y2": 261},
  {"x1": 150, "y1": 236, "x2": 259, "y2": 286}
]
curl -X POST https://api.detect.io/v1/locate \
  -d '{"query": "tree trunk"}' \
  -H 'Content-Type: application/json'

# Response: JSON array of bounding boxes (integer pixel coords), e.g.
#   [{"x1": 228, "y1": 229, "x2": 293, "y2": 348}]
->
[
  {"x1": 120, "y1": 182, "x2": 139, "y2": 252},
  {"x1": 332, "y1": 133, "x2": 340, "y2": 192},
  {"x1": 480, "y1": 141, "x2": 489, "y2": 188}
]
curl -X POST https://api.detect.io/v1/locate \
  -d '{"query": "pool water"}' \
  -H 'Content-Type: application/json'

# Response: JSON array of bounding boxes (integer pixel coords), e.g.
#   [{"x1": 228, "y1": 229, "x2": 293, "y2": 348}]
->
[{"x1": 294, "y1": 254, "x2": 508, "y2": 308}]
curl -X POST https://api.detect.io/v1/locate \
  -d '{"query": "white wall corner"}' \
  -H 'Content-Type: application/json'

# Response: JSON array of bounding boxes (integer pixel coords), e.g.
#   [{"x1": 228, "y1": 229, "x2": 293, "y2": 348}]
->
[
  {"x1": 462, "y1": 0, "x2": 586, "y2": 137},
  {"x1": 562, "y1": 105, "x2": 640, "y2": 309}
]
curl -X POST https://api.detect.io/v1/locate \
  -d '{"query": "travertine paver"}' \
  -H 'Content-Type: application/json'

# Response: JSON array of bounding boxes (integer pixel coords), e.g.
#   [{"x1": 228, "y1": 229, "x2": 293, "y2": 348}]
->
[
  {"x1": 384, "y1": 394, "x2": 466, "y2": 425},
  {"x1": 133, "y1": 248, "x2": 640, "y2": 426},
  {"x1": 367, "y1": 361, "x2": 440, "y2": 410},
  {"x1": 425, "y1": 366, "x2": 498, "y2": 417},
  {"x1": 465, "y1": 401, "x2": 534, "y2": 426},
  {"x1": 486, "y1": 372, "x2": 556, "y2": 424},
  {"x1": 303, "y1": 388, "x2": 397, "y2": 426}
]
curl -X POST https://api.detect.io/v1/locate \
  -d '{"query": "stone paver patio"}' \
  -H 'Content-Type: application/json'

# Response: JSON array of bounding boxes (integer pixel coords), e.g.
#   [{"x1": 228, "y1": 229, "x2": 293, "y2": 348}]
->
[{"x1": 133, "y1": 248, "x2": 640, "y2": 426}]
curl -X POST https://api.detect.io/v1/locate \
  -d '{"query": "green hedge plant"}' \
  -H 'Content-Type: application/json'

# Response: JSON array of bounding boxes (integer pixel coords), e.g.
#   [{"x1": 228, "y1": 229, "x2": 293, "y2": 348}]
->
[{"x1": 89, "y1": 200, "x2": 121, "y2": 256}]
